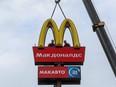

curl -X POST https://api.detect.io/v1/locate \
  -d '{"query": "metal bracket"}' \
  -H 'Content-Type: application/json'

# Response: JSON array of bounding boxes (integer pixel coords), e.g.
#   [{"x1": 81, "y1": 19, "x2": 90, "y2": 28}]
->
[
  {"x1": 92, "y1": 21, "x2": 105, "y2": 32},
  {"x1": 55, "y1": 0, "x2": 61, "y2": 3}
]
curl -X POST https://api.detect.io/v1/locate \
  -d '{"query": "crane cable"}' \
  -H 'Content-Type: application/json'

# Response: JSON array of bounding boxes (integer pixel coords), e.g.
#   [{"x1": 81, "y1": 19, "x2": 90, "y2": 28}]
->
[
  {"x1": 91, "y1": 0, "x2": 116, "y2": 52},
  {"x1": 105, "y1": 25, "x2": 116, "y2": 51},
  {"x1": 51, "y1": 0, "x2": 66, "y2": 19}
]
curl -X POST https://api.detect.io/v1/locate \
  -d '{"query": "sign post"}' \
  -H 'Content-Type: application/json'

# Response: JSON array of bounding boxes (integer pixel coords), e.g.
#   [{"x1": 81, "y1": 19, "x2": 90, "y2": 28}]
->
[{"x1": 55, "y1": 80, "x2": 61, "y2": 87}]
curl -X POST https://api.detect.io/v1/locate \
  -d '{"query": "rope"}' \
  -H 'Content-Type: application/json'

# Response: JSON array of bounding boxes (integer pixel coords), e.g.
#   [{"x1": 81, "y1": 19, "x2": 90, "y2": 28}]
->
[{"x1": 51, "y1": 0, "x2": 66, "y2": 19}]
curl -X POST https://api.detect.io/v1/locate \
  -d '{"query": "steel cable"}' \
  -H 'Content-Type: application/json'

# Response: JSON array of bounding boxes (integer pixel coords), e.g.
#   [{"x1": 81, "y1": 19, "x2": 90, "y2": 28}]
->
[{"x1": 51, "y1": 1, "x2": 66, "y2": 19}]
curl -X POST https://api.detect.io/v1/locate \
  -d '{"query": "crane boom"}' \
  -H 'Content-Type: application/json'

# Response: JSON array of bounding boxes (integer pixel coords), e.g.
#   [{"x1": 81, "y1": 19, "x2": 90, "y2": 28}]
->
[{"x1": 82, "y1": 0, "x2": 116, "y2": 77}]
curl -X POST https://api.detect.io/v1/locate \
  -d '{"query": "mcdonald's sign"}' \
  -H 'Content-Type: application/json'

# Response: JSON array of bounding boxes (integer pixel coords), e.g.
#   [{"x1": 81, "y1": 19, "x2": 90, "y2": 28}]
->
[{"x1": 33, "y1": 19, "x2": 86, "y2": 65}]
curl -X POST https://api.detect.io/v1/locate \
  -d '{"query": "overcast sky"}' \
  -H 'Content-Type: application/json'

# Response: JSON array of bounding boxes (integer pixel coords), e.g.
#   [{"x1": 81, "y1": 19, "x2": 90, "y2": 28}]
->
[{"x1": 0, "y1": 0, "x2": 116, "y2": 87}]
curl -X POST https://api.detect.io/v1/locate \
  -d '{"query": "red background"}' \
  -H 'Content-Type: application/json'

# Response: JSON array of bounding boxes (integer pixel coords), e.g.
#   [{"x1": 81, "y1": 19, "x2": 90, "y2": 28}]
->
[{"x1": 33, "y1": 47, "x2": 85, "y2": 64}]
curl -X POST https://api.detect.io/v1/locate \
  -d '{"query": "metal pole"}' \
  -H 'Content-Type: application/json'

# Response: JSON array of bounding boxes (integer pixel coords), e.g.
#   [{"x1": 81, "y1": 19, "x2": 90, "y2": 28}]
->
[
  {"x1": 54, "y1": 79, "x2": 61, "y2": 87},
  {"x1": 54, "y1": 1, "x2": 62, "y2": 86},
  {"x1": 82, "y1": 0, "x2": 116, "y2": 77},
  {"x1": 54, "y1": 64, "x2": 62, "y2": 87},
  {"x1": 54, "y1": 84, "x2": 56, "y2": 87},
  {"x1": 57, "y1": 80, "x2": 61, "y2": 87}
]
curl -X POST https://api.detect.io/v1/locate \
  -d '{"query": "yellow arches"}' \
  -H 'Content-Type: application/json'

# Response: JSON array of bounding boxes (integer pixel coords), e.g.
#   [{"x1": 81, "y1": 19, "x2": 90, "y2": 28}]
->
[
  {"x1": 38, "y1": 19, "x2": 80, "y2": 48},
  {"x1": 38, "y1": 19, "x2": 59, "y2": 48},
  {"x1": 59, "y1": 19, "x2": 80, "y2": 48}
]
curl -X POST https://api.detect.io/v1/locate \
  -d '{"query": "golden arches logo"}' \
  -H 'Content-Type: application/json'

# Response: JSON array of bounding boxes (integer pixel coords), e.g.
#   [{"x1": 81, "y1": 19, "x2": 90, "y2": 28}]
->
[{"x1": 38, "y1": 19, "x2": 80, "y2": 48}]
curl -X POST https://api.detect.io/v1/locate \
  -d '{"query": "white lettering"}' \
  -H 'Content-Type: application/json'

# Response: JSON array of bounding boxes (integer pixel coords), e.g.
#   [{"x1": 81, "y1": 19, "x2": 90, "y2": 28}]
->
[
  {"x1": 36, "y1": 53, "x2": 42, "y2": 57},
  {"x1": 36, "y1": 53, "x2": 50, "y2": 58},
  {"x1": 39, "y1": 70, "x2": 44, "y2": 74},
  {"x1": 51, "y1": 54, "x2": 56, "y2": 58},
  {"x1": 42, "y1": 54, "x2": 50, "y2": 57},
  {"x1": 36, "y1": 53, "x2": 82, "y2": 58},
  {"x1": 39, "y1": 70, "x2": 66, "y2": 75}
]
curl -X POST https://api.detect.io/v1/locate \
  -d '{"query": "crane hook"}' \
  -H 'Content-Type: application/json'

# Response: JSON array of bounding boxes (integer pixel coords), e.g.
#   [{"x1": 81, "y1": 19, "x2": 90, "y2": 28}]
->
[{"x1": 55, "y1": 0, "x2": 61, "y2": 3}]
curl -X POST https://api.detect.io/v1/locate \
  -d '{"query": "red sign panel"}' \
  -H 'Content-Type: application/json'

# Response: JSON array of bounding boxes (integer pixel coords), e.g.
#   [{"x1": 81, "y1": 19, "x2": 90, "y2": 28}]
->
[
  {"x1": 33, "y1": 47, "x2": 85, "y2": 65},
  {"x1": 38, "y1": 66, "x2": 81, "y2": 85},
  {"x1": 38, "y1": 67, "x2": 68, "y2": 78},
  {"x1": 38, "y1": 66, "x2": 81, "y2": 78}
]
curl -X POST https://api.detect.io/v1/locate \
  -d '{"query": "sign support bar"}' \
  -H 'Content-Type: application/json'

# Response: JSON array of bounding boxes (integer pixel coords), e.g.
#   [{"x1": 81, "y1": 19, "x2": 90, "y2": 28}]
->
[
  {"x1": 54, "y1": 80, "x2": 61, "y2": 87},
  {"x1": 54, "y1": 64, "x2": 62, "y2": 87}
]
